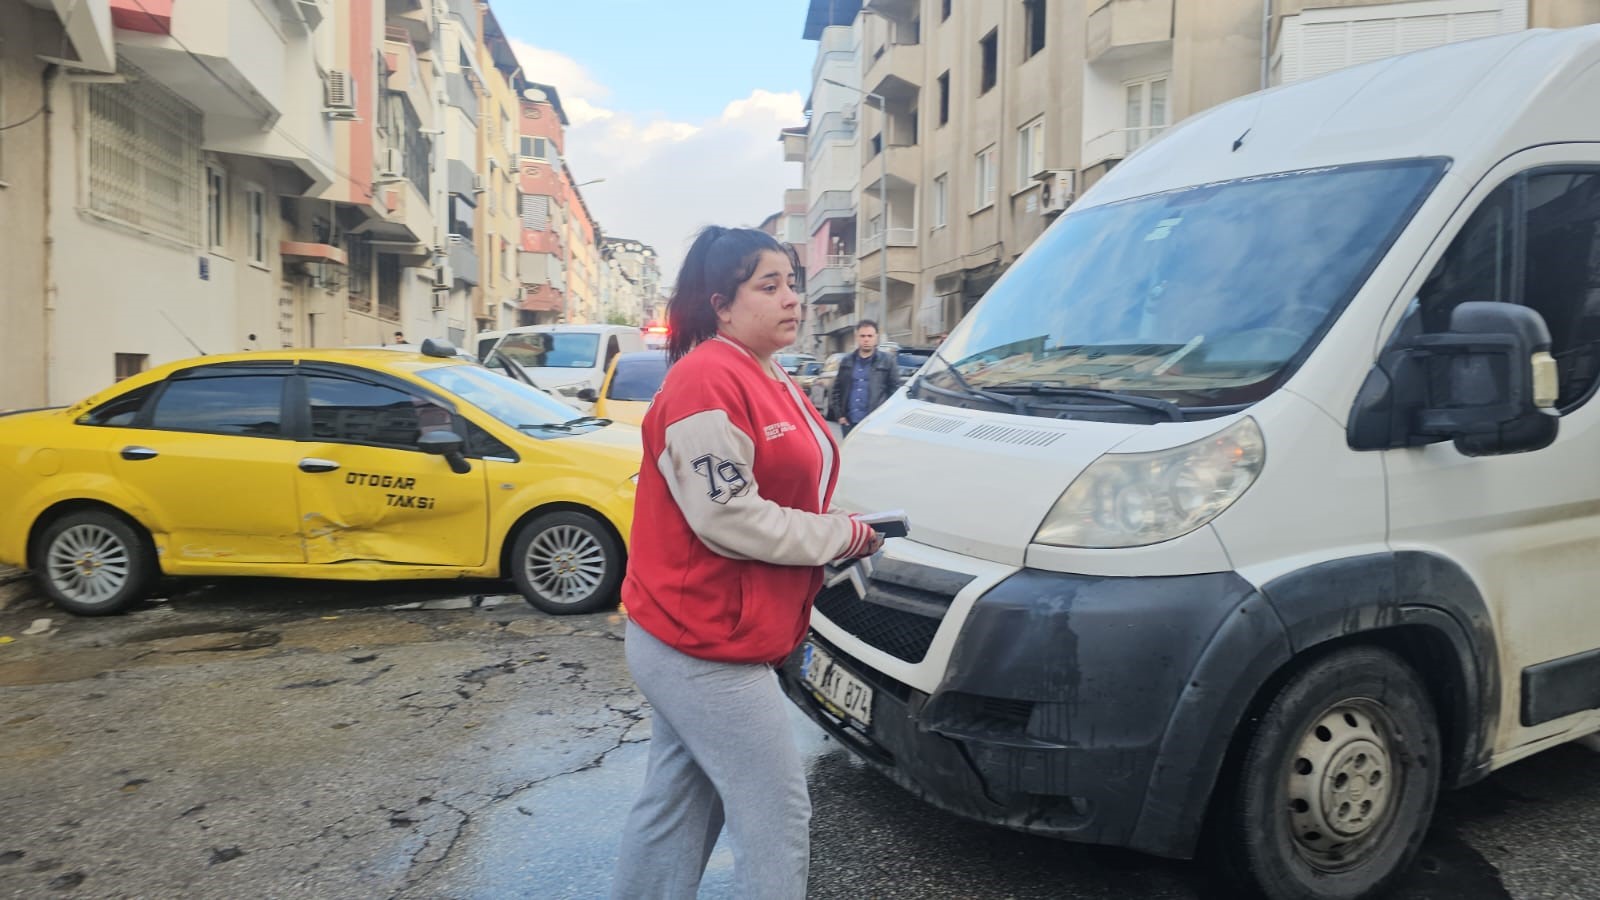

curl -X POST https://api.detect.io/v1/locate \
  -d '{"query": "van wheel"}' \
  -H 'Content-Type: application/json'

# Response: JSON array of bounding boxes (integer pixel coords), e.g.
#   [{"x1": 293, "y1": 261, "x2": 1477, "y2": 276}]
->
[
  {"x1": 510, "y1": 511, "x2": 623, "y2": 616},
  {"x1": 1216, "y1": 646, "x2": 1440, "y2": 900},
  {"x1": 34, "y1": 510, "x2": 154, "y2": 616}
]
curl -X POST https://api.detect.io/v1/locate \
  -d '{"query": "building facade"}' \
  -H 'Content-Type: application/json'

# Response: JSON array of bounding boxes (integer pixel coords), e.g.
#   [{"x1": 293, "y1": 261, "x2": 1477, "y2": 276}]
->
[
  {"x1": 1, "y1": 0, "x2": 610, "y2": 407},
  {"x1": 790, "y1": 0, "x2": 1600, "y2": 354}
]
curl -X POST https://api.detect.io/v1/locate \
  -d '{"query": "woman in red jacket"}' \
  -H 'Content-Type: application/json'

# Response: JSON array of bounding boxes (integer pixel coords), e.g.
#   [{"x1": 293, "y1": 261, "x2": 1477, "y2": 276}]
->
[{"x1": 611, "y1": 226, "x2": 881, "y2": 899}]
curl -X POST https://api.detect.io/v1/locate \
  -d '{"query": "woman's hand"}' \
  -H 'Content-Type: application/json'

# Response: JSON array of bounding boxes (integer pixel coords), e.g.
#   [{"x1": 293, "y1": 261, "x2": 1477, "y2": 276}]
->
[{"x1": 864, "y1": 530, "x2": 885, "y2": 557}]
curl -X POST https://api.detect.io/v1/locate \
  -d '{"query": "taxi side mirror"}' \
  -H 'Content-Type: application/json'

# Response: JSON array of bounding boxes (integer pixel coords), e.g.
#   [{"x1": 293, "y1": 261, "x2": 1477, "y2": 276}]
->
[
  {"x1": 576, "y1": 387, "x2": 598, "y2": 403},
  {"x1": 418, "y1": 431, "x2": 472, "y2": 474}
]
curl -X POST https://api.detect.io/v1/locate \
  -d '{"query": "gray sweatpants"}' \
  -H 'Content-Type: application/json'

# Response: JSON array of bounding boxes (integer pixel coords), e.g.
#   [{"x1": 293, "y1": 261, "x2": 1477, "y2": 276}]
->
[{"x1": 610, "y1": 621, "x2": 811, "y2": 900}]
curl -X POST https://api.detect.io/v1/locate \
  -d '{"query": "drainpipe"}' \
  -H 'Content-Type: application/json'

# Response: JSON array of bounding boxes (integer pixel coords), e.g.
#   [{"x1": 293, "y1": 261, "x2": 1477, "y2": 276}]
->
[
  {"x1": 1260, "y1": 0, "x2": 1274, "y2": 90},
  {"x1": 40, "y1": 62, "x2": 60, "y2": 405}
]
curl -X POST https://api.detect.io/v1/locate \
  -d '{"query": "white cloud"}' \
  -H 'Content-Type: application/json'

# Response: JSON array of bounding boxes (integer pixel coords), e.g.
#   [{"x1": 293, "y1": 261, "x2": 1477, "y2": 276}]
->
[{"x1": 507, "y1": 42, "x2": 806, "y2": 288}]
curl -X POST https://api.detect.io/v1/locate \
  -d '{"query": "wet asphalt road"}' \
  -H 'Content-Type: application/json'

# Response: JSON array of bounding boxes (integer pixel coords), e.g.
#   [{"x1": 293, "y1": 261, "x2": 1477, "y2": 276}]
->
[{"x1": 0, "y1": 580, "x2": 1597, "y2": 899}]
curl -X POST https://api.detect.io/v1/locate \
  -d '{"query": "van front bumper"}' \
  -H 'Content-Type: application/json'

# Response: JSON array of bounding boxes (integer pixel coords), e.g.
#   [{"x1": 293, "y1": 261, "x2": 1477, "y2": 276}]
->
[{"x1": 780, "y1": 566, "x2": 1293, "y2": 859}]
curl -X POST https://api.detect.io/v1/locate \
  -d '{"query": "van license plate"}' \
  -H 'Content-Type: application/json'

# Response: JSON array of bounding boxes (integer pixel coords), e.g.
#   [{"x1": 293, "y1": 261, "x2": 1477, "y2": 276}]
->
[{"x1": 801, "y1": 643, "x2": 873, "y2": 727}]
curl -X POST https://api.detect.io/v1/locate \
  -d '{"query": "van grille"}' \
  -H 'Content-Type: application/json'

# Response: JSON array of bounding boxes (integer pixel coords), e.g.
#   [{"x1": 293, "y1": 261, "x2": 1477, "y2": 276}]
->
[
  {"x1": 963, "y1": 423, "x2": 1065, "y2": 447},
  {"x1": 812, "y1": 558, "x2": 973, "y2": 664},
  {"x1": 897, "y1": 411, "x2": 966, "y2": 434}
]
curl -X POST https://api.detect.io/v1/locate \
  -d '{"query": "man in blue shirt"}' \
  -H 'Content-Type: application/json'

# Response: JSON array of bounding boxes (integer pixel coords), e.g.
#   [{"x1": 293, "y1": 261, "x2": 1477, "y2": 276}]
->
[{"x1": 829, "y1": 320, "x2": 900, "y2": 436}]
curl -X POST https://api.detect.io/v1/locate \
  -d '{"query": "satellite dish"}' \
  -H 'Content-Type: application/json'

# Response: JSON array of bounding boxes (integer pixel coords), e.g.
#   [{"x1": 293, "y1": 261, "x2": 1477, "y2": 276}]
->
[{"x1": 522, "y1": 87, "x2": 548, "y2": 102}]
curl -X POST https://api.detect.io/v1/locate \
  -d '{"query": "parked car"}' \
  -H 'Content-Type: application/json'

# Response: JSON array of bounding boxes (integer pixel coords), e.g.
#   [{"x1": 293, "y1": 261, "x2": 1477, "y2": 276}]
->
[
  {"x1": 475, "y1": 324, "x2": 645, "y2": 404},
  {"x1": 782, "y1": 28, "x2": 1600, "y2": 900},
  {"x1": 794, "y1": 361, "x2": 824, "y2": 404},
  {"x1": 0, "y1": 340, "x2": 640, "y2": 617},
  {"x1": 776, "y1": 351, "x2": 818, "y2": 376},
  {"x1": 588, "y1": 349, "x2": 668, "y2": 427},
  {"x1": 892, "y1": 347, "x2": 935, "y2": 381},
  {"x1": 809, "y1": 352, "x2": 847, "y2": 412}
]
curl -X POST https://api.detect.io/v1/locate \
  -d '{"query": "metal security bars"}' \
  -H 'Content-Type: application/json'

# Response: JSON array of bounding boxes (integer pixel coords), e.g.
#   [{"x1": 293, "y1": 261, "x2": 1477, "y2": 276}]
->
[{"x1": 86, "y1": 63, "x2": 202, "y2": 245}]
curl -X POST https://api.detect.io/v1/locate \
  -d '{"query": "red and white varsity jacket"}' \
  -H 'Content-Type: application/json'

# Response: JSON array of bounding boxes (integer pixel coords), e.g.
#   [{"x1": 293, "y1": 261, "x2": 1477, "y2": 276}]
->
[{"x1": 622, "y1": 336, "x2": 876, "y2": 665}]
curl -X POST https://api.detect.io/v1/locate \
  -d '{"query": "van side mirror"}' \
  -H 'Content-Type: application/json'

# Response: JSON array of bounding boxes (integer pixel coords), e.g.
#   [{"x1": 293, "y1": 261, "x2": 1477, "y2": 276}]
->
[
  {"x1": 418, "y1": 431, "x2": 473, "y2": 474},
  {"x1": 1349, "y1": 302, "x2": 1559, "y2": 455}
]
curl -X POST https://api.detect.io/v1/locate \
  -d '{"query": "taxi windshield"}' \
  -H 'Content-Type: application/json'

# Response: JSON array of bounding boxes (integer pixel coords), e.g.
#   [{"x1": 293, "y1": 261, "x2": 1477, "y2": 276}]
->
[{"x1": 418, "y1": 365, "x2": 578, "y2": 430}]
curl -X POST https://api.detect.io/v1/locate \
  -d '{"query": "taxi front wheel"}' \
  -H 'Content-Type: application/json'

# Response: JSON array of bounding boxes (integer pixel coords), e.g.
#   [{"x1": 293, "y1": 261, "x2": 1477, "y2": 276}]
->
[
  {"x1": 510, "y1": 511, "x2": 623, "y2": 616},
  {"x1": 34, "y1": 510, "x2": 154, "y2": 616}
]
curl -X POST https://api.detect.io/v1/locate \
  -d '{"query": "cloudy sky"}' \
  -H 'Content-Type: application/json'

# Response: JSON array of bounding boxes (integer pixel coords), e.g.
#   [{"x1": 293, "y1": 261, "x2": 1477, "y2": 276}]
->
[{"x1": 494, "y1": 2, "x2": 819, "y2": 288}]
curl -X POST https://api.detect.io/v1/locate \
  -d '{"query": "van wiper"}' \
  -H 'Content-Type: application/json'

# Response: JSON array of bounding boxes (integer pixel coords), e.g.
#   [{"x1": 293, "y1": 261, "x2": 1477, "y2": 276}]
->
[
  {"x1": 986, "y1": 382, "x2": 1186, "y2": 422},
  {"x1": 920, "y1": 351, "x2": 1026, "y2": 414}
]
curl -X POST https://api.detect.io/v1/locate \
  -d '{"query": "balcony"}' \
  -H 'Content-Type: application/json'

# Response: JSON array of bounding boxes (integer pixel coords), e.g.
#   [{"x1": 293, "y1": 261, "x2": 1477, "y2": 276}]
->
[
  {"x1": 857, "y1": 229, "x2": 917, "y2": 292},
  {"x1": 448, "y1": 236, "x2": 480, "y2": 287},
  {"x1": 862, "y1": 143, "x2": 921, "y2": 195},
  {"x1": 50, "y1": 0, "x2": 114, "y2": 72},
  {"x1": 865, "y1": 0, "x2": 918, "y2": 22},
  {"x1": 1086, "y1": 0, "x2": 1174, "y2": 63},
  {"x1": 447, "y1": 71, "x2": 480, "y2": 123},
  {"x1": 865, "y1": 41, "x2": 922, "y2": 102},
  {"x1": 118, "y1": 0, "x2": 336, "y2": 191},
  {"x1": 807, "y1": 191, "x2": 855, "y2": 236},
  {"x1": 808, "y1": 255, "x2": 857, "y2": 307},
  {"x1": 783, "y1": 130, "x2": 807, "y2": 163},
  {"x1": 1082, "y1": 125, "x2": 1168, "y2": 169},
  {"x1": 358, "y1": 177, "x2": 433, "y2": 251}
]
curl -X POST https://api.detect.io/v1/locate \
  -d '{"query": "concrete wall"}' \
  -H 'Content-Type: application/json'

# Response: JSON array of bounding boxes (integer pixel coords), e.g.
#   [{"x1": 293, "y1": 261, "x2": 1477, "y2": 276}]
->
[{"x1": 0, "y1": 2, "x2": 55, "y2": 408}]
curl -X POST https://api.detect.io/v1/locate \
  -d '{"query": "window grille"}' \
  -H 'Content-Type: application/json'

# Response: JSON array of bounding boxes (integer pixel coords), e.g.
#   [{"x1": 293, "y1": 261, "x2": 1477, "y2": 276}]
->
[{"x1": 87, "y1": 63, "x2": 202, "y2": 245}]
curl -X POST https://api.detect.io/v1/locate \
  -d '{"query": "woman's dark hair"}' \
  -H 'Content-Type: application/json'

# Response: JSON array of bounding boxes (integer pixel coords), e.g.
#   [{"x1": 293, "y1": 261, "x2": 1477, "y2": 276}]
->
[{"x1": 667, "y1": 226, "x2": 790, "y2": 362}]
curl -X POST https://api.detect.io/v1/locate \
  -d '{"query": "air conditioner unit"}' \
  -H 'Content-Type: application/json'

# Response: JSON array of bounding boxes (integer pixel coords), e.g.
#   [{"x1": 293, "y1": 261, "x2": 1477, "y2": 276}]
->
[
  {"x1": 1039, "y1": 169, "x2": 1076, "y2": 215},
  {"x1": 431, "y1": 295, "x2": 447, "y2": 311},
  {"x1": 324, "y1": 70, "x2": 357, "y2": 119},
  {"x1": 379, "y1": 147, "x2": 403, "y2": 176},
  {"x1": 472, "y1": 174, "x2": 486, "y2": 193},
  {"x1": 433, "y1": 261, "x2": 453, "y2": 288}
]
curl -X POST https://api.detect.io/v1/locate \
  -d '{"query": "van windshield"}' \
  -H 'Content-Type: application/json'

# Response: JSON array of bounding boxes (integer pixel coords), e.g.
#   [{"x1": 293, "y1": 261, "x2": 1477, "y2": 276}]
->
[
  {"x1": 496, "y1": 333, "x2": 602, "y2": 369},
  {"x1": 920, "y1": 159, "x2": 1446, "y2": 416}
]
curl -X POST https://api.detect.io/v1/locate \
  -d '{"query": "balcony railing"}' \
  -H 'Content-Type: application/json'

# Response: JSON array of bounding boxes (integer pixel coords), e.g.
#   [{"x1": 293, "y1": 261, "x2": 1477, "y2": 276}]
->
[
  {"x1": 807, "y1": 191, "x2": 855, "y2": 235},
  {"x1": 1082, "y1": 125, "x2": 1168, "y2": 166},
  {"x1": 859, "y1": 228, "x2": 917, "y2": 255}
]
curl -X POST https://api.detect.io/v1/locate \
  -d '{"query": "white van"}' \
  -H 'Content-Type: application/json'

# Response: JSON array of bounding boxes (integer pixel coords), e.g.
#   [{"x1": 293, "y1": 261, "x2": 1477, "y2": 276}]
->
[
  {"x1": 782, "y1": 27, "x2": 1600, "y2": 900},
  {"x1": 475, "y1": 324, "x2": 644, "y2": 404}
]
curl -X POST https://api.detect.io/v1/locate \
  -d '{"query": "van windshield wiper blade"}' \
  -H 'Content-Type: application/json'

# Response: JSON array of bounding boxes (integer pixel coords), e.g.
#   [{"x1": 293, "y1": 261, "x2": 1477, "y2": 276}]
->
[
  {"x1": 920, "y1": 351, "x2": 1026, "y2": 414},
  {"x1": 986, "y1": 382, "x2": 1186, "y2": 422}
]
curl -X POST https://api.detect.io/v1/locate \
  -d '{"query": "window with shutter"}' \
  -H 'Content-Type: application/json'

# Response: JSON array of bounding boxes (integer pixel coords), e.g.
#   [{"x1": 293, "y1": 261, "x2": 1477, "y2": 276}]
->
[{"x1": 521, "y1": 194, "x2": 550, "y2": 231}]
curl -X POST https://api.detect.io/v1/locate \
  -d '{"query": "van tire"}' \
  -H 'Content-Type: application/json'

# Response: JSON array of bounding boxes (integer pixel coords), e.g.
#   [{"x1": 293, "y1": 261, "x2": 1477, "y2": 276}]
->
[
  {"x1": 1215, "y1": 646, "x2": 1440, "y2": 900},
  {"x1": 509, "y1": 511, "x2": 623, "y2": 616},
  {"x1": 34, "y1": 510, "x2": 154, "y2": 616}
]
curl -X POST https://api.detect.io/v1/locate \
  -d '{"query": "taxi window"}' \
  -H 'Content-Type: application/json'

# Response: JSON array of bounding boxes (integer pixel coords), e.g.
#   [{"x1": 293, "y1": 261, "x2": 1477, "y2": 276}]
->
[
  {"x1": 149, "y1": 375, "x2": 284, "y2": 436},
  {"x1": 80, "y1": 385, "x2": 156, "y2": 427},
  {"x1": 607, "y1": 355, "x2": 668, "y2": 401},
  {"x1": 305, "y1": 376, "x2": 451, "y2": 449}
]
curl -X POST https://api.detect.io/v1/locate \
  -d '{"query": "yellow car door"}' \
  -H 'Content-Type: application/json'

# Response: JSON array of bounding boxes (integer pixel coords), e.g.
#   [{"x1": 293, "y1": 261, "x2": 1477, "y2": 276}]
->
[
  {"x1": 293, "y1": 368, "x2": 488, "y2": 567},
  {"x1": 111, "y1": 366, "x2": 306, "y2": 564}
]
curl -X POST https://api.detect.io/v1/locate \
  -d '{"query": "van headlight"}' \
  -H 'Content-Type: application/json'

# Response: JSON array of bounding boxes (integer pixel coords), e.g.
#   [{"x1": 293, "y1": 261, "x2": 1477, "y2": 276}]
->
[{"x1": 1034, "y1": 417, "x2": 1265, "y2": 548}]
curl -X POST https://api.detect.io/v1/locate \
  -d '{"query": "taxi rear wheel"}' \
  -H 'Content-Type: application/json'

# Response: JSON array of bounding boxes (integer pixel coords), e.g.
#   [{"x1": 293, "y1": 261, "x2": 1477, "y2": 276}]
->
[
  {"x1": 34, "y1": 510, "x2": 154, "y2": 616},
  {"x1": 511, "y1": 511, "x2": 623, "y2": 616}
]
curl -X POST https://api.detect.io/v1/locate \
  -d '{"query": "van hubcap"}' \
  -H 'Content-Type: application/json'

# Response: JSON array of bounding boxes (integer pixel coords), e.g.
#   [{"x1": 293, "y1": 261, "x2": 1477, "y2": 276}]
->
[{"x1": 1287, "y1": 700, "x2": 1398, "y2": 868}]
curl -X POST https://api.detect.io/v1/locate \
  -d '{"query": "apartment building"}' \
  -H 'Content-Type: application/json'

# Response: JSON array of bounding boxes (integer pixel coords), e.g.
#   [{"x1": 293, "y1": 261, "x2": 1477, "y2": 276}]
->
[
  {"x1": 562, "y1": 159, "x2": 600, "y2": 324},
  {"x1": 2, "y1": 0, "x2": 341, "y2": 405},
  {"x1": 478, "y1": 7, "x2": 523, "y2": 333},
  {"x1": 516, "y1": 83, "x2": 568, "y2": 324},
  {"x1": 795, "y1": 2, "x2": 865, "y2": 355},
  {"x1": 599, "y1": 236, "x2": 661, "y2": 325},
  {"x1": 0, "y1": 0, "x2": 116, "y2": 409},
  {"x1": 790, "y1": 0, "x2": 1600, "y2": 354}
]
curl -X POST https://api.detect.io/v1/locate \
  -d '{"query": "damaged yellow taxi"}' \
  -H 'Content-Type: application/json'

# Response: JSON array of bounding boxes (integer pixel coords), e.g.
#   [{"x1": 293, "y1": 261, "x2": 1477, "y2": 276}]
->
[{"x1": 0, "y1": 341, "x2": 640, "y2": 616}]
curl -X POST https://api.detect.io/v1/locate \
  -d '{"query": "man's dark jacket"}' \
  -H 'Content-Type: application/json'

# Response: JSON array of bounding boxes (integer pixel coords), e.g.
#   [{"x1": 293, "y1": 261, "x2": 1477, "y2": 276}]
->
[{"x1": 828, "y1": 349, "x2": 900, "y2": 423}]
